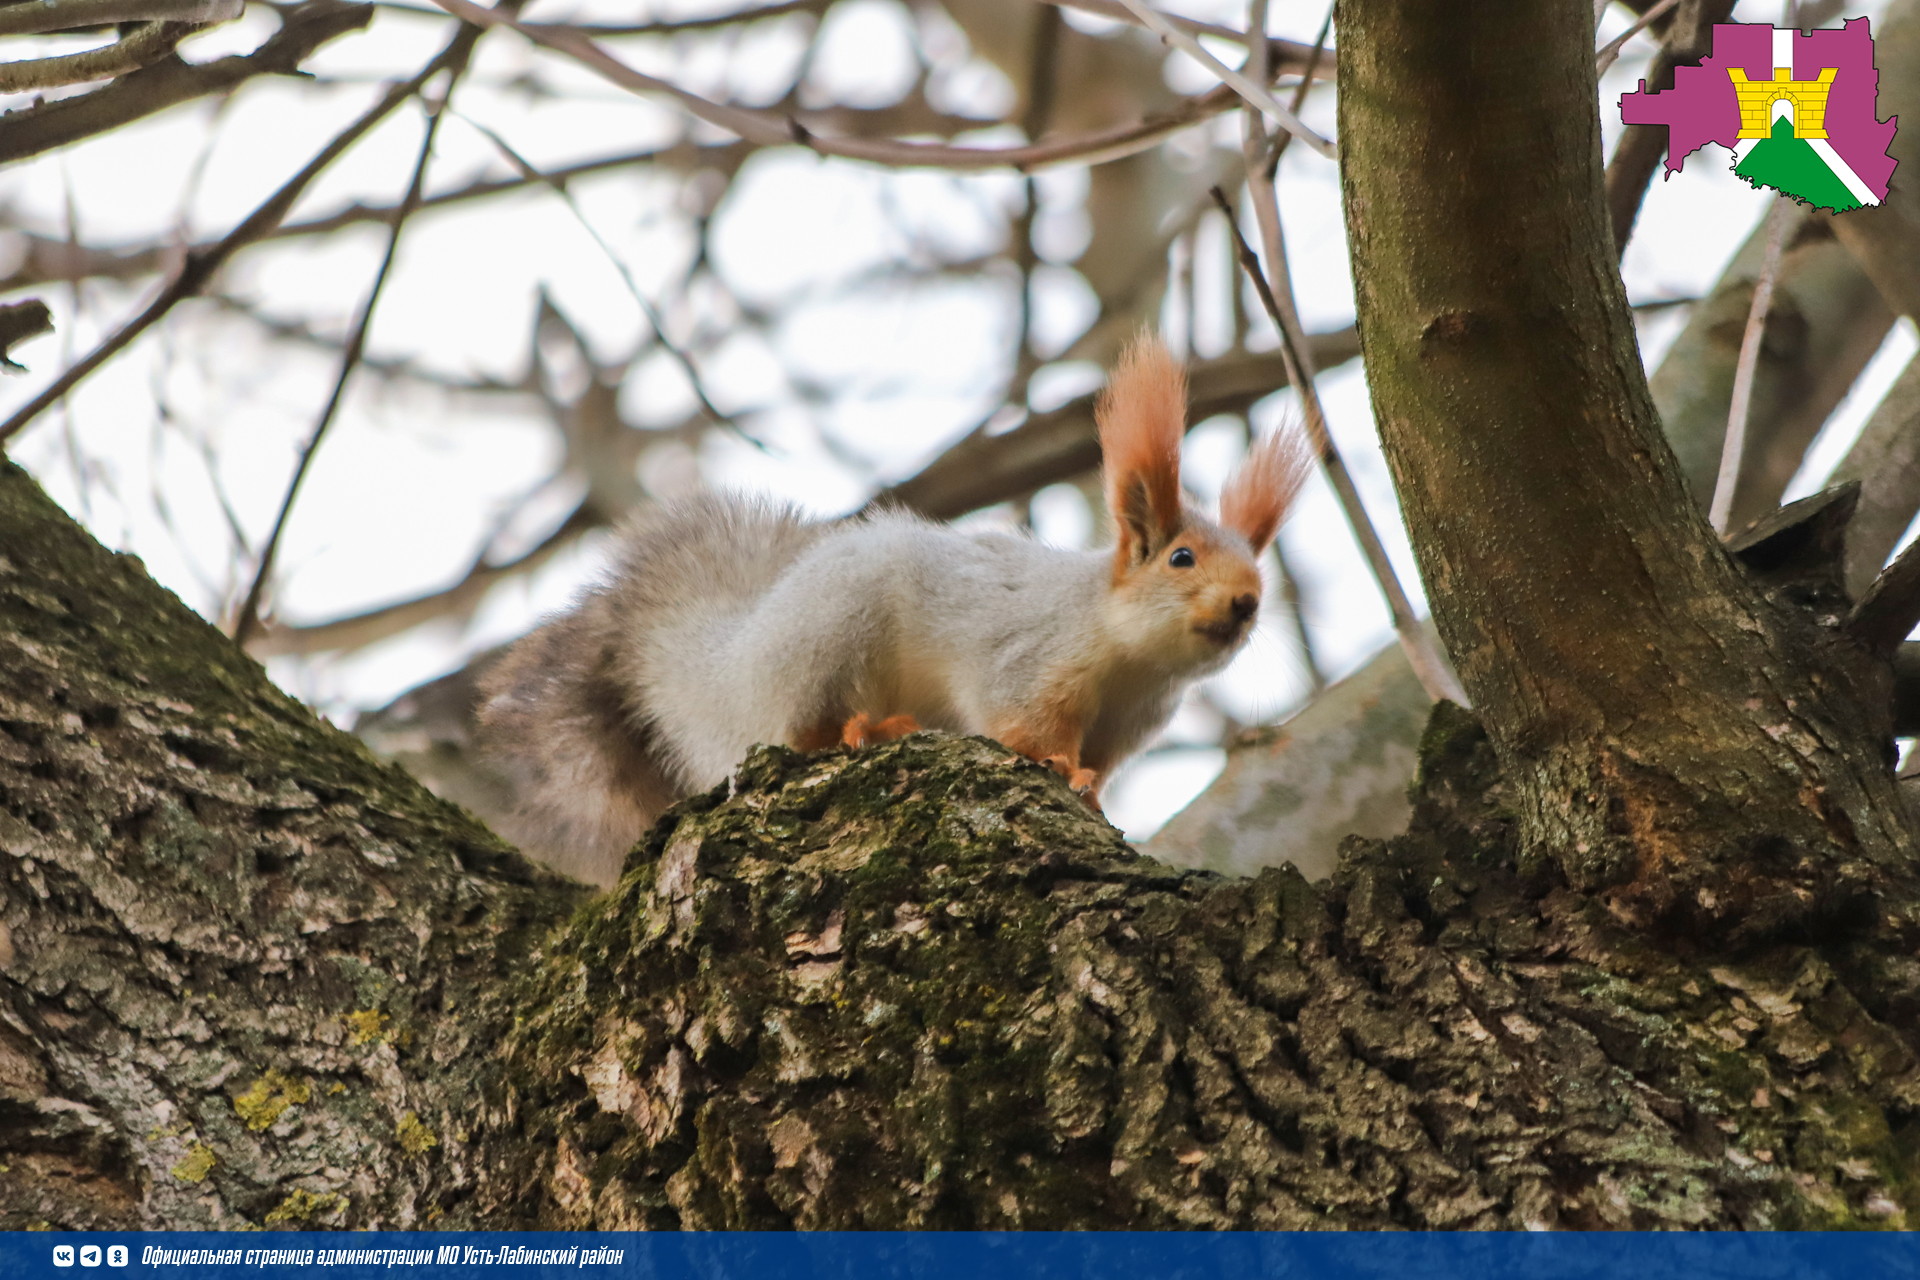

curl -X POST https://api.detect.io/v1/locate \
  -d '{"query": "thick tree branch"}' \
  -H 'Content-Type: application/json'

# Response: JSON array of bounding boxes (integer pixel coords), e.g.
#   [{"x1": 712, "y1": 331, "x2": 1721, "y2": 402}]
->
[
  {"x1": 1849, "y1": 539, "x2": 1920, "y2": 659},
  {"x1": 1831, "y1": 356, "x2": 1920, "y2": 599}
]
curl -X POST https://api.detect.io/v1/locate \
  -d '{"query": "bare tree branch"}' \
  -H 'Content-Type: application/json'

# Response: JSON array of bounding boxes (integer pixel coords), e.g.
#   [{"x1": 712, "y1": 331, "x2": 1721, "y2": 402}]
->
[
  {"x1": 1209, "y1": 185, "x2": 1466, "y2": 705},
  {"x1": 1830, "y1": 355, "x2": 1920, "y2": 598},
  {"x1": 245, "y1": 504, "x2": 597, "y2": 657},
  {"x1": 206, "y1": 293, "x2": 534, "y2": 396},
  {"x1": 0, "y1": 0, "x2": 236, "y2": 36},
  {"x1": 455, "y1": 117, "x2": 762, "y2": 449},
  {"x1": 0, "y1": 0, "x2": 372, "y2": 165},
  {"x1": 0, "y1": 21, "x2": 196, "y2": 92},
  {"x1": 0, "y1": 141, "x2": 755, "y2": 294},
  {"x1": 233, "y1": 77, "x2": 462, "y2": 646},
  {"x1": 424, "y1": 0, "x2": 1280, "y2": 173},
  {"x1": 0, "y1": 232, "x2": 179, "y2": 293},
  {"x1": 1594, "y1": 0, "x2": 1676, "y2": 75},
  {"x1": 1106, "y1": 0, "x2": 1332, "y2": 156},
  {"x1": 0, "y1": 11, "x2": 461, "y2": 449},
  {"x1": 366, "y1": 0, "x2": 830, "y2": 32},
  {"x1": 1649, "y1": 208, "x2": 1893, "y2": 532},
  {"x1": 874, "y1": 337, "x2": 1360, "y2": 520},
  {"x1": 1041, "y1": 0, "x2": 1335, "y2": 75},
  {"x1": 1710, "y1": 195, "x2": 1790, "y2": 535},
  {"x1": 283, "y1": 142, "x2": 746, "y2": 230}
]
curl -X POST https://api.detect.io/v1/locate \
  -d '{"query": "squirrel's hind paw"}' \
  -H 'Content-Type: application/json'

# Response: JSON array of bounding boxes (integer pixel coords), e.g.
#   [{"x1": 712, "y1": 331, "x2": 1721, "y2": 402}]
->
[{"x1": 841, "y1": 712, "x2": 922, "y2": 748}]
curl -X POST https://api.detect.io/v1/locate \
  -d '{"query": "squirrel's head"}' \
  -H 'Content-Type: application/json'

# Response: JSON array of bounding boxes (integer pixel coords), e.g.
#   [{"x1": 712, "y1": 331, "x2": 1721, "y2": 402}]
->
[{"x1": 1096, "y1": 334, "x2": 1311, "y2": 673}]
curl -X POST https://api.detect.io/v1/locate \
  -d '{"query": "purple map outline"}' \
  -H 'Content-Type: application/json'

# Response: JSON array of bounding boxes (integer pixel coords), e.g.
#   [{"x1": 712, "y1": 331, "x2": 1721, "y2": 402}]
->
[{"x1": 1618, "y1": 18, "x2": 1897, "y2": 200}]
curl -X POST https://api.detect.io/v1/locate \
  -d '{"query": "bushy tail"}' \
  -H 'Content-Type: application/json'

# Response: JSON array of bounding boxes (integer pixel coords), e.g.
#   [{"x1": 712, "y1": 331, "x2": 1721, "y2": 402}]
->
[
  {"x1": 476, "y1": 493, "x2": 823, "y2": 885},
  {"x1": 601, "y1": 493, "x2": 825, "y2": 650}
]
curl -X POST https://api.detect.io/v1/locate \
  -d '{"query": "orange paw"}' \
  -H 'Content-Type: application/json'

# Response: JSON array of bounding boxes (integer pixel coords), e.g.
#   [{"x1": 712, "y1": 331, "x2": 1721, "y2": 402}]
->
[
  {"x1": 841, "y1": 712, "x2": 922, "y2": 749},
  {"x1": 1034, "y1": 754, "x2": 1102, "y2": 810},
  {"x1": 872, "y1": 714, "x2": 921, "y2": 742}
]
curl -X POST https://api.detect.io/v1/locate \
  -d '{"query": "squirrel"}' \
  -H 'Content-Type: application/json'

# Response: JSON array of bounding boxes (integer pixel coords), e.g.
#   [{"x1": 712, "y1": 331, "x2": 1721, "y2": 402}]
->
[{"x1": 477, "y1": 334, "x2": 1312, "y2": 885}]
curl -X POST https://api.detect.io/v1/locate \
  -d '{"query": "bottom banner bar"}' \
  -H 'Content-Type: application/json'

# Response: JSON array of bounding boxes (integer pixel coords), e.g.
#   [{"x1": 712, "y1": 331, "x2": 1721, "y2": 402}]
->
[{"x1": 0, "y1": 1231, "x2": 1915, "y2": 1280}]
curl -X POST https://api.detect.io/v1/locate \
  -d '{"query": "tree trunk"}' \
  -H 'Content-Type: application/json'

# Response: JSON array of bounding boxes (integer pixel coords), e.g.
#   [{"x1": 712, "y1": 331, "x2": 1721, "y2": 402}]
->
[
  {"x1": 3, "y1": 460, "x2": 1919, "y2": 1229},
  {"x1": 0, "y1": 459, "x2": 590, "y2": 1229},
  {"x1": 1337, "y1": 0, "x2": 1918, "y2": 943}
]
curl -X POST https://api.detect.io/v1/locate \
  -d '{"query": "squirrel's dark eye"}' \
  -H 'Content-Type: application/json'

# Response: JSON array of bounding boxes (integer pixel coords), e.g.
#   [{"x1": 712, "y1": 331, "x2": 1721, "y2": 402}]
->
[{"x1": 1169, "y1": 547, "x2": 1195, "y2": 568}]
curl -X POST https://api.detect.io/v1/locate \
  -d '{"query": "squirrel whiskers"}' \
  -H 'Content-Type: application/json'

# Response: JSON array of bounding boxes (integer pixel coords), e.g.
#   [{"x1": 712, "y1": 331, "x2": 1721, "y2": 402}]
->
[{"x1": 478, "y1": 333, "x2": 1312, "y2": 884}]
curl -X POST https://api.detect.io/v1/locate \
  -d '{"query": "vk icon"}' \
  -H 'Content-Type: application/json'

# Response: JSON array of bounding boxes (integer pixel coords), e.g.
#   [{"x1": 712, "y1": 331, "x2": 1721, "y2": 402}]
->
[
  {"x1": 80, "y1": 1246, "x2": 102, "y2": 1266},
  {"x1": 52, "y1": 1246, "x2": 75, "y2": 1266},
  {"x1": 108, "y1": 1247, "x2": 129, "y2": 1267}
]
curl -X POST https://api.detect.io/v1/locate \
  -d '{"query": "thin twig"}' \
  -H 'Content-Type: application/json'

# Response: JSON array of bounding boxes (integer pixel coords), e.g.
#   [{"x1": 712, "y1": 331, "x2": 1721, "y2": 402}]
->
[
  {"x1": 364, "y1": 0, "x2": 828, "y2": 32},
  {"x1": 1208, "y1": 185, "x2": 1468, "y2": 706},
  {"x1": 0, "y1": 26, "x2": 470, "y2": 450},
  {"x1": 1038, "y1": 0, "x2": 1336, "y2": 71},
  {"x1": 1709, "y1": 195, "x2": 1792, "y2": 535},
  {"x1": 1271, "y1": 535, "x2": 1323, "y2": 695},
  {"x1": 272, "y1": 139, "x2": 750, "y2": 241},
  {"x1": 422, "y1": 0, "x2": 1269, "y2": 173},
  {"x1": 454, "y1": 115, "x2": 764, "y2": 451},
  {"x1": 231, "y1": 83, "x2": 461, "y2": 645},
  {"x1": 1258, "y1": 4, "x2": 1331, "y2": 176},
  {"x1": 1595, "y1": 0, "x2": 1679, "y2": 75},
  {"x1": 1008, "y1": 2, "x2": 1061, "y2": 404},
  {"x1": 1108, "y1": 0, "x2": 1332, "y2": 157}
]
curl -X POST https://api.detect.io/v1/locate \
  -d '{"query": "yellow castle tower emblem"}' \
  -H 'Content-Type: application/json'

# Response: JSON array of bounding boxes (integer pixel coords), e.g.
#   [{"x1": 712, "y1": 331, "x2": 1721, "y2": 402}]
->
[{"x1": 1728, "y1": 65, "x2": 1838, "y2": 138}]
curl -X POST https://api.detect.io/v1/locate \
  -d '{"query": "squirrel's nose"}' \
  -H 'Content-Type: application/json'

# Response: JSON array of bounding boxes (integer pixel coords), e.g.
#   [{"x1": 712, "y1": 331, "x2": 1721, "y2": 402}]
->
[{"x1": 1229, "y1": 593, "x2": 1258, "y2": 623}]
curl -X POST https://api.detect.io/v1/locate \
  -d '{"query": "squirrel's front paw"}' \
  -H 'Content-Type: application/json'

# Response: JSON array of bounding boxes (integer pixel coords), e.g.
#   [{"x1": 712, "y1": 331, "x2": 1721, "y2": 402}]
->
[
  {"x1": 1038, "y1": 755, "x2": 1103, "y2": 809},
  {"x1": 1066, "y1": 768, "x2": 1102, "y2": 811}
]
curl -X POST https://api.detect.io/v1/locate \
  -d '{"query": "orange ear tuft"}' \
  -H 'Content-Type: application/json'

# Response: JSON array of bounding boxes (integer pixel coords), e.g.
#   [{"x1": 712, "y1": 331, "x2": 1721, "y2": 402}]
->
[
  {"x1": 1098, "y1": 332, "x2": 1187, "y2": 567},
  {"x1": 1220, "y1": 418, "x2": 1313, "y2": 554}
]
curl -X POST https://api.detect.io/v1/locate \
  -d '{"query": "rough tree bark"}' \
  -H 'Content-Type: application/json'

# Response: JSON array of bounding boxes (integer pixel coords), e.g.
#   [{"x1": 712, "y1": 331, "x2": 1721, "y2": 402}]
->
[{"x1": 6, "y1": 0, "x2": 1920, "y2": 1235}]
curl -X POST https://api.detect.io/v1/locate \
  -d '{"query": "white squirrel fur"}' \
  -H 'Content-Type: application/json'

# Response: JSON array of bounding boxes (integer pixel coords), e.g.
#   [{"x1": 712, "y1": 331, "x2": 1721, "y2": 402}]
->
[{"x1": 478, "y1": 336, "x2": 1311, "y2": 885}]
